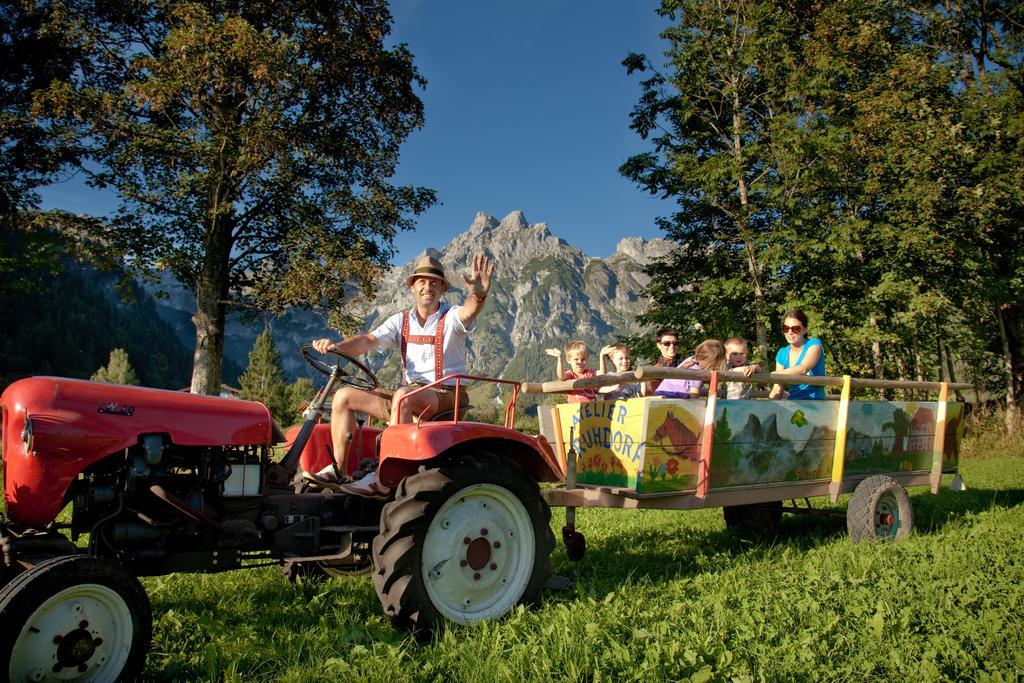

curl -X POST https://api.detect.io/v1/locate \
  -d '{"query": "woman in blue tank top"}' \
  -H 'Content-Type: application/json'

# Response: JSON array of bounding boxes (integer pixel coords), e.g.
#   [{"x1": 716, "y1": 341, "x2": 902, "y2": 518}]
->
[{"x1": 768, "y1": 309, "x2": 826, "y2": 400}]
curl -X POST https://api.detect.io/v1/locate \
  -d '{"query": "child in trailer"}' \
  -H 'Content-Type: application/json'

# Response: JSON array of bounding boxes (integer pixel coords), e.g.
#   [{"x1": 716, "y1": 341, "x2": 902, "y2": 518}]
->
[
  {"x1": 545, "y1": 341, "x2": 597, "y2": 402},
  {"x1": 597, "y1": 343, "x2": 642, "y2": 400},
  {"x1": 653, "y1": 339, "x2": 727, "y2": 399},
  {"x1": 724, "y1": 336, "x2": 761, "y2": 399}
]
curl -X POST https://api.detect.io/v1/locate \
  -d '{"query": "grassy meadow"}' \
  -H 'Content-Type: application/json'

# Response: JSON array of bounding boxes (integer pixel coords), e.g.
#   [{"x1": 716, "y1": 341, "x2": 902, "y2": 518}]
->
[
  {"x1": 131, "y1": 421, "x2": 1024, "y2": 682},
  {"x1": 2, "y1": 418, "x2": 1022, "y2": 680}
]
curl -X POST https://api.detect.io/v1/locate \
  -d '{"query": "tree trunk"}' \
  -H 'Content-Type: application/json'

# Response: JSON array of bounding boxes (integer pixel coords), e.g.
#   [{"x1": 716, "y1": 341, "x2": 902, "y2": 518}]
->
[
  {"x1": 870, "y1": 315, "x2": 885, "y2": 399},
  {"x1": 731, "y1": 90, "x2": 769, "y2": 362},
  {"x1": 190, "y1": 277, "x2": 227, "y2": 395},
  {"x1": 995, "y1": 302, "x2": 1019, "y2": 432},
  {"x1": 189, "y1": 199, "x2": 234, "y2": 395},
  {"x1": 911, "y1": 337, "x2": 925, "y2": 401},
  {"x1": 1006, "y1": 302, "x2": 1024, "y2": 414},
  {"x1": 942, "y1": 340, "x2": 965, "y2": 403}
]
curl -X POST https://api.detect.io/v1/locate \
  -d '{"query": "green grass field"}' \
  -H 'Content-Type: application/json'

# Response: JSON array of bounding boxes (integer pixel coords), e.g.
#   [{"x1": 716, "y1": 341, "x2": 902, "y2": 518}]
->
[
  {"x1": 2, "y1": 420, "x2": 1021, "y2": 680},
  {"x1": 128, "y1": 424, "x2": 1024, "y2": 682}
]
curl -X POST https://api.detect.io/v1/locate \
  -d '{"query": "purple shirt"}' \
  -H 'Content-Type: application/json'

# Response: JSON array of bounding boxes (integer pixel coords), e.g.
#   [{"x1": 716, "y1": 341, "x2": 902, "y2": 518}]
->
[{"x1": 653, "y1": 356, "x2": 702, "y2": 398}]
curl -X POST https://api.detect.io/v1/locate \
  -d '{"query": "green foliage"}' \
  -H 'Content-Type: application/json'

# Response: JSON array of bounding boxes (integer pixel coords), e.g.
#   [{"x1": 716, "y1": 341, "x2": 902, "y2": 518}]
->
[
  {"x1": 287, "y1": 377, "x2": 316, "y2": 422},
  {"x1": 91, "y1": 348, "x2": 140, "y2": 385},
  {"x1": 0, "y1": 255, "x2": 193, "y2": 390},
  {"x1": 0, "y1": 0, "x2": 81, "y2": 217},
  {"x1": 32, "y1": 0, "x2": 436, "y2": 393},
  {"x1": 134, "y1": 429, "x2": 1024, "y2": 680},
  {"x1": 624, "y1": 0, "x2": 1024, "y2": 406},
  {"x1": 238, "y1": 328, "x2": 291, "y2": 426}
]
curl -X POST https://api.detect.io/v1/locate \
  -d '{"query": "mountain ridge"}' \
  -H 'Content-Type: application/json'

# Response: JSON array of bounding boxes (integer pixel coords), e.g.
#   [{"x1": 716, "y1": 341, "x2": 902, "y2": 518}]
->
[{"x1": 146, "y1": 210, "x2": 669, "y2": 387}]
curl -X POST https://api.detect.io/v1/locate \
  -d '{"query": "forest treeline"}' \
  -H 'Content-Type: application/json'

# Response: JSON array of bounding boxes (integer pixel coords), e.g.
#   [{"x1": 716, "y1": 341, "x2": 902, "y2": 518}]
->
[
  {"x1": 621, "y1": 0, "x2": 1023, "y2": 421},
  {"x1": 0, "y1": 247, "x2": 195, "y2": 389}
]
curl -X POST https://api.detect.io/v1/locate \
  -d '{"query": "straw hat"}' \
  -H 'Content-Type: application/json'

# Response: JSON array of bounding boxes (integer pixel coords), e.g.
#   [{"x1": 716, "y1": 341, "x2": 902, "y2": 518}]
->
[{"x1": 404, "y1": 254, "x2": 452, "y2": 289}]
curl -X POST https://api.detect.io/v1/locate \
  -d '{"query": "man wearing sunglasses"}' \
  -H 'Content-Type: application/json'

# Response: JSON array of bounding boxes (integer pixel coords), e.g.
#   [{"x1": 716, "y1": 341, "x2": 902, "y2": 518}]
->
[{"x1": 648, "y1": 327, "x2": 683, "y2": 394}]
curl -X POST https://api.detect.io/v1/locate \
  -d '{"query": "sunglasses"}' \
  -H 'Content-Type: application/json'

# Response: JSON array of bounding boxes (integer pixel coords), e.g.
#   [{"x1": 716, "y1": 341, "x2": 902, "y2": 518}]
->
[
  {"x1": 658, "y1": 340, "x2": 678, "y2": 347},
  {"x1": 782, "y1": 324, "x2": 803, "y2": 334}
]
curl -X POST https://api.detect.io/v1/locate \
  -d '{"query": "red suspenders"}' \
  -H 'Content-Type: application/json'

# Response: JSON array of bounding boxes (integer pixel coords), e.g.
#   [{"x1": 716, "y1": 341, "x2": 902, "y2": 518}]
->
[{"x1": 400, "y1": 305, "x2": 449, "y2": 383}]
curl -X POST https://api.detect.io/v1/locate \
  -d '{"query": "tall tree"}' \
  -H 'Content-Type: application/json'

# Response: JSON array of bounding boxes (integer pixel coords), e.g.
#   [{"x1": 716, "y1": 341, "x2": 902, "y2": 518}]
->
[
  {"x1": 39, "y1": 0, "x2": 435, "y2": 394},
  {"x1": 784, "y1": 0, "x2": 969, "y2": 386},
  {"x1": 0, "y1": 0, "x2": 81, "y2": 218},
  {"x1": 0, "y1": 0, "x2": 96, "y2": 289},
  {"x1": 625, "y1": 0, "x2": 1023, "y2": 415},
  {"x1": 925, "y1": 0, "x2": 1024, "y2": 426},
  {"x1": 621, "y1": 0, "x2": 819, "y2": 358}
]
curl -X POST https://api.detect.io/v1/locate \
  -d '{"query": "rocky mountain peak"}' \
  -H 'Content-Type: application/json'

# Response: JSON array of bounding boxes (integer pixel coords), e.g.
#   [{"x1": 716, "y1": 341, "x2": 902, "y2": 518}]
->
[
  {"x1": 360, "y1": 211, "x2": 671, "y2": 394},
  {"x1": 145, "y1": 209, "x2": 671, "y2": 392},
  {"x1": 467, "y1": 212, "x2": 500, "y2": 236},
  {"x1": 497, "y1": 210, "x2": 529, "y2": 232}
]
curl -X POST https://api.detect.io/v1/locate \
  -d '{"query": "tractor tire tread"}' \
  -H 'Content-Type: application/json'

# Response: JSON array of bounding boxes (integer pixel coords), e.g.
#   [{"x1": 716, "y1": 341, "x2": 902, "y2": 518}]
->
[
  {"x1": 0, "y1": 555, "x2": 151, "y2": 683},
  {"x1": 371, "y1": 452, "x2": 554, "y2": 637}
]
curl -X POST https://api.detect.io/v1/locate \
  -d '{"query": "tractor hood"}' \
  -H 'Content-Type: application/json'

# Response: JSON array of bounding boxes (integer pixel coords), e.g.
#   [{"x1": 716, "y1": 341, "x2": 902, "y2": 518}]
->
[{"x1": 2, "y1": 376, "x2": 280, "y2": 527}]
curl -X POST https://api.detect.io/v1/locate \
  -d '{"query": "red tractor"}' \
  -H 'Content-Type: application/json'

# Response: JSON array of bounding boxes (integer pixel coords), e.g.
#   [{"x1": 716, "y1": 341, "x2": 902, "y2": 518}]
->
[{"x1": 0, "y1": 347, "x2": 561, "y2": 682}]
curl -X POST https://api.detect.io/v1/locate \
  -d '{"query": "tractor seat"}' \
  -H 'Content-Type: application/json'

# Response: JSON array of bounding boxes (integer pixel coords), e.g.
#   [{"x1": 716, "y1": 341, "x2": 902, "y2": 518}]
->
[{"x1": 429, "y1": 404, "x2": 472, "y2": 422}]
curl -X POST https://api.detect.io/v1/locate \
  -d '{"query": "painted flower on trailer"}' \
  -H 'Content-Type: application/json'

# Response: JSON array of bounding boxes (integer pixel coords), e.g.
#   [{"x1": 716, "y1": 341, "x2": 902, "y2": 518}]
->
[{"x1": 666, "y1": 458, "x2": 679, "y2": 477}]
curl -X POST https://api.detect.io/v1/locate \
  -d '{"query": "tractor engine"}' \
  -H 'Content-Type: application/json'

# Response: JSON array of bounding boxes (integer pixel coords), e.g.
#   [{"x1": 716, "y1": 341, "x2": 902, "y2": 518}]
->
[{"x1": 70, "y1": 436, "x2": 266, "y2": 569}]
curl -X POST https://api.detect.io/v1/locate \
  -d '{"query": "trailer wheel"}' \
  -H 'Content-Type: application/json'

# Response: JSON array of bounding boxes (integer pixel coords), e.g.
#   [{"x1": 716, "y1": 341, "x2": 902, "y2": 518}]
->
[
  {"x1": 372, "y1": 452, "x2": 554, "y2": 637},
  {"x1": 847, "y1": 475, "x2": 913, "y2": 543},
  {"x1": 723, "y1": 501, "x2": 783, "y2": 536},
  {"x1": 0, "y1": 554, "x2": 151, "y2": 683}
]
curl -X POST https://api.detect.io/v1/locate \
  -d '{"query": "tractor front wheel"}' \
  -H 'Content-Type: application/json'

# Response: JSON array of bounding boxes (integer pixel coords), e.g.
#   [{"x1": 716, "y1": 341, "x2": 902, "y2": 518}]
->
[
  {"x1": 0, "y1": 554, "x2": 151, "y2": 683},
  {"x1": 372, "y1": 452, "x2": 554, "y2": 636}
]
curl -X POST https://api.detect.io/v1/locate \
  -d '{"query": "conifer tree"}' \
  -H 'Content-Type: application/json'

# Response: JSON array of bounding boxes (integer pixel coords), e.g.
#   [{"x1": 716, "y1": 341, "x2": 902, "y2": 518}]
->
[
  {"x1": 287, "y1": 377, "x2": 315, "y2": 418},
  {"x1": 91, "y1": 348, "x2": 140, "y2": 385},
  {"x1": 238, "y1": 328, "x2": 291, "y2": 425}
]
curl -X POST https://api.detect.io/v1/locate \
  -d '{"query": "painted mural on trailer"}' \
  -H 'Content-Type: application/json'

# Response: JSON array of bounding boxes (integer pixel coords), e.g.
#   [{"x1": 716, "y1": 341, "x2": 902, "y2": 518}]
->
[
  {"x1": 640, "y1": 400, "x2": 705, "y2": 493},
  {"x1": 555, "y1": 397, "x2": 964, "y2": 495},
  {"x1": 843, "y1": 401, "x2": 963, "y2": 475},
  {"x1": 707, "y1": 400, "x2": 840, "y2": 489}
]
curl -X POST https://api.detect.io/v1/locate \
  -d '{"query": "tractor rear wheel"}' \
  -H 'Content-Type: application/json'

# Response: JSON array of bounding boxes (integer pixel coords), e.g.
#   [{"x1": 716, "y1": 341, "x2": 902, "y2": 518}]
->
[
  {"x1": 0, "y1": 554, "x2": 151, "y2": 683},
  {"x1": 372, "y1": 452, "x2": 554, "y2": 637},
  {"x1": 847, "y1": 475, "x2": 913, "y2": 543}
]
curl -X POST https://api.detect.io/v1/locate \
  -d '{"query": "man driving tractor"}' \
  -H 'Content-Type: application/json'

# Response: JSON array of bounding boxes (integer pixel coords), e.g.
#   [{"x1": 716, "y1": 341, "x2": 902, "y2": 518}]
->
[{"x1": 306, "y1": 252, "x2": 494, "y2": 497}]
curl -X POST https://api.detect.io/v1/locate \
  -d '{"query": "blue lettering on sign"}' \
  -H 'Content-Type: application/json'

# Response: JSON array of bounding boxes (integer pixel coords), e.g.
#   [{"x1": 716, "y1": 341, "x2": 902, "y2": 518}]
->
[
  {"x1": 570, "y1": 403, "x2": 637, "y2": 455},
  {"x1": 620, "y1": 434, "x2": 636, "y2": 461}
]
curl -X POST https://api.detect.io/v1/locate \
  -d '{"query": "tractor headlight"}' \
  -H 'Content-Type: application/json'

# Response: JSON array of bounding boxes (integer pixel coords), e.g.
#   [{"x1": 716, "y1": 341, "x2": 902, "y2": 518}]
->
[{"x1": 20, "y1": 411, "x2": 34, "y2": 454}]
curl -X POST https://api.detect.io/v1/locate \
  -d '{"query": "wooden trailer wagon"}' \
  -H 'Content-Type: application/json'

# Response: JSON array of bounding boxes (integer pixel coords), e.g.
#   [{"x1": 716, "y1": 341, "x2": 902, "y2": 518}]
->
[{"x1": 523, "y1": 366, "x2": 970, "y2": 556}]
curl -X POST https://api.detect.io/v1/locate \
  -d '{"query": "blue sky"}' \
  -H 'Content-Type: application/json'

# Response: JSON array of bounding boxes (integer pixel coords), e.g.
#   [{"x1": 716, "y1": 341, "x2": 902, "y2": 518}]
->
[
  {"x1": 386, "y1": 1, "x2": 670, "y2": 262},
  {"x1": 38, "y1": 1, "x2": 672, "y2": 263}
]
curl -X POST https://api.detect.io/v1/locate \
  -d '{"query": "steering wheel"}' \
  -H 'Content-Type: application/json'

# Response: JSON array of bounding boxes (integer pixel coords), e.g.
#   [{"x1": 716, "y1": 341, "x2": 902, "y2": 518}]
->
[{"x1": 301, "y1": 344, "x2": 379, "y2": 391}]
